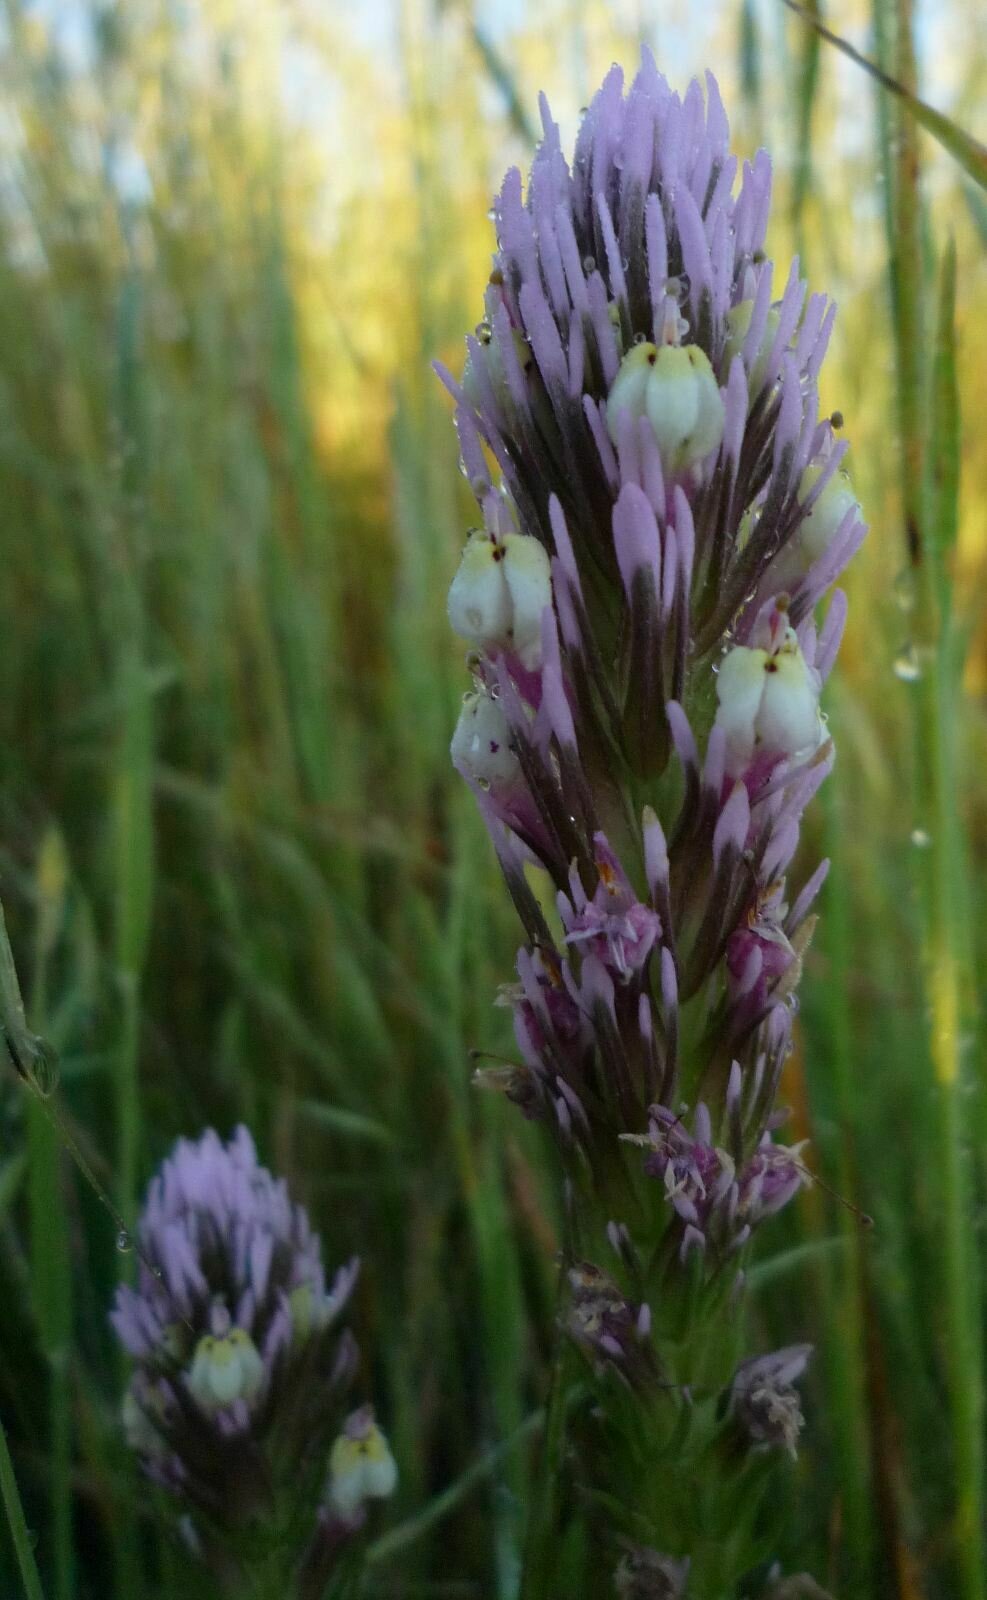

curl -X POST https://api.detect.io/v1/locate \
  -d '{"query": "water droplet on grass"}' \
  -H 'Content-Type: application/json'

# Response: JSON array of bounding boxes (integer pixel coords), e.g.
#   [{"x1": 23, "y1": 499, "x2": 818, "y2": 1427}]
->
[{"x1": 893, "y1": 644, "x2": 922, "y2": 682}]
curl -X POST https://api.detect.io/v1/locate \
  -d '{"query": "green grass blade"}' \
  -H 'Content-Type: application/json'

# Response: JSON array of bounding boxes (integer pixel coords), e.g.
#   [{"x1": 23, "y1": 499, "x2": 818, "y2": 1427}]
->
[
  {"x1": 368, "y1": 1412, "x2": 544, "y2": 1568},
  {"x1": 919, "y1": 238, "x2": 985, "y2": 1600},
  {"x1": 782, "y1": 0, "x2": 987, "y2": 190},
  {"x1": 28, "y1": 832, "x2": 74, "y2": 1600},
  {"x1": 0, "y1": 1411, "x2": 46, "y2": 1600}
]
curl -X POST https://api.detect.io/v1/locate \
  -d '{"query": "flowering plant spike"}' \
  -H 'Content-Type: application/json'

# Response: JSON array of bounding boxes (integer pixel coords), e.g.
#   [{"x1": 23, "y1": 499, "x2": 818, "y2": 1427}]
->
[
  {"x1": 111, "y1": 1127, "x2": 396, "y2": 1597},
  {"x1": 439, "y1": 53, "x2": 865, "y2": 1592}
]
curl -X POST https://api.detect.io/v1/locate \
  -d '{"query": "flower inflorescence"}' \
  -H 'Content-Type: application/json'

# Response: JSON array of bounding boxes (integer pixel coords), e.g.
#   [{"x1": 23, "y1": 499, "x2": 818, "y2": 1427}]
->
[
  {"x1": 111, "y1": 1127, "x2": 395, "y2": 1578},
  {"x1": 440, "y1": 50, "x2": 865, "y2": 1578},
  {"x1": 441, "y1": 50, "x2": 862, "y2": 1214}
]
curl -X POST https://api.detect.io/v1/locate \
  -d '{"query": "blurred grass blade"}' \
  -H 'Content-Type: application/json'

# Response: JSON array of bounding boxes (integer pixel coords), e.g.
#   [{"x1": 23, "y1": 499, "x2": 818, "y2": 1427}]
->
[
  {"x1": 965, "y1": 184, "x2": 987, "y2": 246},
  {"x1": 463, "y1": 17, "x2": 537, "y2": 147},
  {"x1": 296, "y1": 1098, "x2": 395, "y2": 1147},
  {"x1": 929, "y1": 238, "x2": 960, "y2": 572},
  {"x1": 874, "y1": 0, "x2": 986, "y2": 1575},
  {"x1": 28, "y1": 830, "x2": 74, "y2": 1600},
  {"x1": 783, "y1": 0, "x2": 987, "y2": 190},
  {"x1": 817, "y1": 764, "x2": 875, "y2": 1594},
  {"x1": 0, "y1": 1411, "x2": 45, "y2": 1600},
  {"x1": 921, "y1": 237, "x2": 985, "y2": 1600},
  {"x1": 745, "y1": 1234, "x2": 849, "y2": 1292},
  {"x1": 368, "y1": 1411, "x2": 544, "y2": 1567},
  {"x1": 739, "y1": 0, "x2": 762, "y2": 112},
  {"x1": 789, "y1": 0, "x2": 821, "y2": 259}
]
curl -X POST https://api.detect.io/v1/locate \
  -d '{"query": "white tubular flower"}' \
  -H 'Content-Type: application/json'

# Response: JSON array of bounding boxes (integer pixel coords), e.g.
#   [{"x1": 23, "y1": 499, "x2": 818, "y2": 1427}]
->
[
  {"x1": 450, "y1": 687, "x2": 521, "y2": 793},
  {"x1": 771, "y1": 463, "x2": 861, "y2": 588},
  {"x1": 606, "y1": 342, "x2": 725, "y2": 475},
  {"x1": 723, "y1": 299, "x2": 781, "y2": 394},
  {"x1": 797, "y1": 463, "x2": 860, "y2": 564},
  {"x1": 715, "y1": 630, "x2": 822, "y2": 772},
  {"x1": 187, "y1": 1328, "x2": 265, "y2": 1412},
  {"x1": 327, "y1": 1407, "x2": 398, "y2": 1521},
  {"x1": 447, "y1": 529, "x2": 551, "y2": 668}
]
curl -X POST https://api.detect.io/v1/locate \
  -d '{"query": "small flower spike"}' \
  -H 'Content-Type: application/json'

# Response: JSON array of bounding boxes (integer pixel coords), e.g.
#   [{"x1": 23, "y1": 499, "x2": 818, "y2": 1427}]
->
[{"x1": 111, "y1": 1127, "x2": 390, "y2": 1582}]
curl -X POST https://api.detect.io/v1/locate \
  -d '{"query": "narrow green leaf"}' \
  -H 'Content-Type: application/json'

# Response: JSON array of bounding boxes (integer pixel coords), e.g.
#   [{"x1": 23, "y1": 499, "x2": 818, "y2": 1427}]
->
[
  {"x1": 367, "y1": 1411, "x2": 544, "y2": 1567},
  {"x1": 783, "y1": 0, "x2": 987, "y2": 191},
  {"x1": 929, "y1": 238, "x2": 960, "y2": 574},
  {"x1": 746, "y1": 1234, "x2": 850, "y2": 1291},
  {"x1": 0, "y1": 1413, "x2": 46, "y2": 1600},
  {"x1": 296, "y1": 1097, "x2": 395, "y2": 1147}
]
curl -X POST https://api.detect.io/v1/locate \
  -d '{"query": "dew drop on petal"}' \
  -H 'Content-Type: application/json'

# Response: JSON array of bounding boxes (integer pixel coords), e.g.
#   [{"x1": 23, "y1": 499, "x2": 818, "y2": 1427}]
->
[{"x1": 893, "y1": 568, "x2": 916, "y2": 614}]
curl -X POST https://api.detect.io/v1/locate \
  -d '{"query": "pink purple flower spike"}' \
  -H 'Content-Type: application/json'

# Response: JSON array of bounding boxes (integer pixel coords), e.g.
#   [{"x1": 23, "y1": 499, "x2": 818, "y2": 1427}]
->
[{"x1": 439, "y1": 51, "x2": 865, "y2": 1578}]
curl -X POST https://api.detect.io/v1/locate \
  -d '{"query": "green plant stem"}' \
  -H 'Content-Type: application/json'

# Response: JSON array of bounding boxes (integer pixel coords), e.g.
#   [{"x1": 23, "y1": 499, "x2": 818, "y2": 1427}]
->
[
  {"x1": 28, "y1": 836, "x2": 74, "y2": 1600},
  {"x1": 27, "y1": 1102, "x2": 74, "y2": 1600},
  {"x1": 872, "y1": 0, "x2": 986, "y2": 1576},
  {"x1": 918, "y1": 473, "x2": 984, "y2": 1598},
  {"x1": 0, "y1": 1410, "x2": 46, "y2": 1600},
  {"x1": 817, "y1": 771, "x2": 874, "y2": 1594},
  {"x1": 518, "y1": 1268, "x2": 573, "y2": 1600}
]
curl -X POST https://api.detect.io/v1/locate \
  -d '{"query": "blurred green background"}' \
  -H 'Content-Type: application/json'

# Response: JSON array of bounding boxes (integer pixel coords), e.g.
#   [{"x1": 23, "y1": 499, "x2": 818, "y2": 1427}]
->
[{"x1": 0, "y1": 0, "x2": 985, "y2": 1595}]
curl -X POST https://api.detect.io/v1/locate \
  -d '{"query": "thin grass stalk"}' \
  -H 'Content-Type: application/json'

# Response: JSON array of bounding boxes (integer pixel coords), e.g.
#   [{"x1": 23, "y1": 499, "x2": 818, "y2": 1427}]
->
[
  {"x1": 368, "y1": 1410, "x2": 544, "y2": 1568},
  {"x1": 872, "y1": 0, "x2": 986, "y2": 1583},
  {"x1": 918, "y1": 240, "x2": 985, "y2": 1599},
  {"x1": 0, "y1": 1409, "x2": 45, "y2": 1600},
  {"x1": 789, "y1": 0, "x2": 821, "y2": 266},
  {"x1": 27, "y1": 830, "x2": 74, "y2": 1600},
  {"x1": 444, "y1": 783, "x2": 529, "y2": 1595},
  {"x1": 395, "y1": 9, "x2": 531, "y2": 1586},
  {"x1": 817, "y1": 766, "x2": 874, "y2": 1594},
  {"x1": 110, "y1": 258, "x2": 154, "y2": 1600}
]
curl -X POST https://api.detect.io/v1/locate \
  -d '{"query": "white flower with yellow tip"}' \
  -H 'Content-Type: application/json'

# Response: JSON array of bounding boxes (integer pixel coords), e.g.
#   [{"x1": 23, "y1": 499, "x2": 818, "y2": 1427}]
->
[
  {"x1": 447, "y1": 529, "x2": 551, "y2": 668},
  {"x1": 450, "y1": 686, "x2": 521, "y2": 794},
  {"x1": 722, "y1": 299, "x2": 781, "y2": 395},
  {"x1": 327, "y1": 1406, "x2": 398, "y2": 1522},
  {"x1": 187, "y1": 1328, "x2": 265, "y2": 1413},
  {"x1": 606, "y1": 341, "x2": 724, "y2": 475},
  {"x1": 767, "y1": 462, "x2": 861, "y2": 591},
  {"x1": 797, "y1": 463, "x2": 860, "y2": 565},
  {"x1": 288, "y1": 1282, "x2": 317, "y2": 1343},
  {"x1": 715, "y1": 629, "x2": 822, "y2": 773}
]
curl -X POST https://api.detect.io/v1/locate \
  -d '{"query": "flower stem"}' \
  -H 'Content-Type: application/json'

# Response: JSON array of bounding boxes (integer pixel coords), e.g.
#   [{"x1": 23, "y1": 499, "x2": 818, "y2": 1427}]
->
[{"x1": 519, "y1": 1266, "x2": 574, "y2": 1600}]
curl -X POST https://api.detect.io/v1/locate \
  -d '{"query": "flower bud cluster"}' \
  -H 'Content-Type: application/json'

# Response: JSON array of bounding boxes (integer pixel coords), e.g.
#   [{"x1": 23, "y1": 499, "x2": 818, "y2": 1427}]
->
[
  {"x1": 638, "y1": 1101, "x2": 807, "y2": 1261},
  {"x1": 565, "y1": 1262, "x2": 660, "y2": 1392},
  {"x1": 730, "y1": 1345, "x2": 813, "y2": 1457}
]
